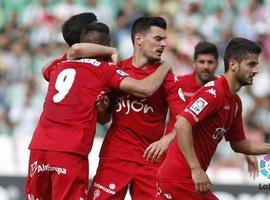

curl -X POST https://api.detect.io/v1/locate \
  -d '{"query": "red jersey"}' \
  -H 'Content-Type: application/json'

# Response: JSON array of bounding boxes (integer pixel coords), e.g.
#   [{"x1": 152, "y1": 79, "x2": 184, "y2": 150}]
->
[
  {"x1": 29, "y1": 58, "x2": 128, "y2": 156},
  {"x1": 166, "y1": 72, "x2": 217, "y2": 132},
  {"x1": 43, "y1": 54, "x2": 67, "y2": 81},
  {"x1": 178, "y1": 72, "x2": 201, "y2": 102},
  {"x1": 158, "y1": 76, "x2": 246, "y2": 181},
  {"x1": 99, "y1": 57, "x2": 186, "y2": 165}
]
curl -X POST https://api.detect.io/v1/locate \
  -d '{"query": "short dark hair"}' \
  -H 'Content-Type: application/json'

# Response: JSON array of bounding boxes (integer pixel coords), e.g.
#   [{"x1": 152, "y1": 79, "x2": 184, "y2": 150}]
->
[
  {"x1": 224, "y1": 37, "x2": 262, "y2": 72},
  {"x1": 194, "y1": 41, "x2": 218, "y2": 60},
  {"x1": 131, "y1": 16, "x2": 167, "y2": 44},
  {"x1": 80, "y1": 22, "x2": 111, "y2": 46},
  {"x1": 62, "y1": 12, "x2": 97, "y2": 46}
]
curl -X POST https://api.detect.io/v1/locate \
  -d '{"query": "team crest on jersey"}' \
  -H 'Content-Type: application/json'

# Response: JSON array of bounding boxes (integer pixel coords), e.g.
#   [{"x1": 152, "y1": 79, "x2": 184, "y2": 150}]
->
[
  {"x1": 213, "y1": 127, "x2": 227, "y2": 140},
  {"x1": 190, "y1": 97, "x2": 208, "y2": 115},
  {"x1": 116, "y1": 69, "x2": 129, "y2": 77},
  {"x1": 204, "y1": 81, "x2": 215, "y2": 87},
  {"x1": 178, "y1": 88, "x2": 186, "y2": 102}
]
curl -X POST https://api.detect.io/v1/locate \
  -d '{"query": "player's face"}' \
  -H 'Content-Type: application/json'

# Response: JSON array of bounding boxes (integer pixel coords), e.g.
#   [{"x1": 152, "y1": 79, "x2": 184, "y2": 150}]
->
[
  {"x1": 236, "y1": 53, "x2": 259, "y2": 86},
  {"x1": 194, "y1": 54, "x2": 218, "y2": 85},
  {"x1": 140, "y1": 26, "x2": 167, "y2": 62}
]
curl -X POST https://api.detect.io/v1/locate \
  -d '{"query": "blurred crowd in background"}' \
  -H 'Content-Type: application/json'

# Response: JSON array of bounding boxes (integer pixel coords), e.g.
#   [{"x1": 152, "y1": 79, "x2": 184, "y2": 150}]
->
[{"x1": 1, "y1": 0, "x2": 270, "y2": 183}]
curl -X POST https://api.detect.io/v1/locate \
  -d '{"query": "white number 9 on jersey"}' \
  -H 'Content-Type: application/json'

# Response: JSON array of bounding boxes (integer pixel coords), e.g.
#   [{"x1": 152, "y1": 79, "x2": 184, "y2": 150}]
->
[{"x1": 53, "y1": 68, "x2": 76, "y2": 103}]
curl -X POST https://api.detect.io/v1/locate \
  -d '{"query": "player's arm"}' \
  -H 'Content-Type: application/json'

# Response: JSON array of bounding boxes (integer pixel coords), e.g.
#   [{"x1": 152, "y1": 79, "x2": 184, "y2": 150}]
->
[
  {"x1": 143, "y1": 129, "x2": 176, "y2": 162},
  {"x1": 119, "y1": 62, "x2": 171, "y2": 98},
  {"x1": 144, "y1": 78, "x2": 187, "y2": 161},
  {"x1": 230, "y1": 139, "x2": 270, "y2": 155},
  {"x1": 96, "y1": 91, "x2": 111, "y2": 125},
  {"x1": 175, "y1": 116, "x2": 211, "y2": 194},
  {"x1": 67, "y1": 43, "x2": 118, "y2": 64}
]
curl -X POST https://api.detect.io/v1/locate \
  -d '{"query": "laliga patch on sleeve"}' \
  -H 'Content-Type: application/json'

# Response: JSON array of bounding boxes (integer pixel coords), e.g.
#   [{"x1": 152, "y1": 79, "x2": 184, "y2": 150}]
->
[
  {"x1": 116, "y1": 69, "x2": 129, "y2": 77},
  {"x1": 190, "y1": 97, "x2": 208, "y2": 115}
]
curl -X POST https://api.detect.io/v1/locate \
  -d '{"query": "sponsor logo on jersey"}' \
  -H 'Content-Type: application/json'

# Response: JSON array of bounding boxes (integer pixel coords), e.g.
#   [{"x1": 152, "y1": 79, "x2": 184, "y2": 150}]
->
[
  {"x1": 30, "y1": 161, "x2": 67, "y2": 177},
  {"x1": 207, "y1": 88, "x2": 216, "y2": 98},
  {"x1": 204, "y1": 81, "x2": 215, "y2": 87},
  {"x1": 190, "y1": 97, "x2": 208, "y2": 115},
  {"x1": 115, "y1": 95, "x2": 154, "y2": 114},
  {"x1": 116, "y1": 69, "x2": 129, "y2": 77},
  {"x1": 93, "y1": 182, "x2": 116, "y2": 195},
  {"x1": 213, "y1": 127, "x2": 227, "y2": 140},
  {"x1": 178, "y1": 88, "x2": 186, "y2": 102}
]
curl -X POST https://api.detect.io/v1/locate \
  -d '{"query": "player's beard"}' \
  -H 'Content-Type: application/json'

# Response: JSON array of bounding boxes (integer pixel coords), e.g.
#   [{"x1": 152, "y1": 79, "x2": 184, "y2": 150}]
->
[
  {"x1": 199, "y1": 71, "x2": 214, "y2": 85},
  {"x1": 236, "y1": 72, "x2": 253, "y2": 86}
]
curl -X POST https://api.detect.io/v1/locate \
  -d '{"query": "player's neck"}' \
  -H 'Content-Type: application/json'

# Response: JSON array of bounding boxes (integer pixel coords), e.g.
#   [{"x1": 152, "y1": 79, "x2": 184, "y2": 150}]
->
[
  {"x1": 224, "y1": 73, "x2": 241, "y2": 94},
  {"x1": 132, "y1": 52, "x2": 151, "y2": 69},
  {"x1": 195, "y1": 74, "x2": 204, "y2": 86}
]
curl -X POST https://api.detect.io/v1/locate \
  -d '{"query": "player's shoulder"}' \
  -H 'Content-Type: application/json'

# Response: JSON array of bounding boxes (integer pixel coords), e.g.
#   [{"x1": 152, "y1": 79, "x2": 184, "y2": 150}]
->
[
  {"x1": 178, "y1": 73, "x2": 194, "y2": 81},
  {"x1": 178, "y1": 73, "x2": 196, "y2": 86},
  {"x1": 200, "y1": 78, "x2": 226, "y2": 99},
  {"x1": 118, "y1": 58, "x2": 132, "y2": 69},
  {"x1": 165, "y1": 71, "x2": 179, "y2": 82}
]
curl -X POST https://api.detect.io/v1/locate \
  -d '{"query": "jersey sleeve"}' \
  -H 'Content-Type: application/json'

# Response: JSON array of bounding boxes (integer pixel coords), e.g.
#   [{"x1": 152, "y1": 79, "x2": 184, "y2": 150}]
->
[
  {"x1": 163, "y1": 73, "x2": 187, "y2": 133},
  {"x1": 43, "y1": 53, "x2": 67, "y2": 81},
  {"x1": 181, "y1": 84, "x2": 221, "y2": 126},
  {"x1": 225, "y1": 97, "x2": 246, "y2": 142},
  {"x1": 100, "y1": 62, "x2": 129, "y2": 89}
]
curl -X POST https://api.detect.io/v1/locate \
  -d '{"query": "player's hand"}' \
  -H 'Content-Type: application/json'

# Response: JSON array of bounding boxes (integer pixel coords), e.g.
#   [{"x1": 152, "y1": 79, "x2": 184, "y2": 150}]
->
[
  {"x1": 143, "y1": 135, "x2": 171, "y2": 162},
  {"x1": 191, "y1": 168, "x2": 212, "y2": 194},
  {"x1": 245, "y1": 155, "x2": 258, "y2": 179},
  {"x1": 110, "y1": 48, "x2": 119, "y2": 65},
  {"x1": 96, "y1": 91, "x2": 110, "y2": 112}
]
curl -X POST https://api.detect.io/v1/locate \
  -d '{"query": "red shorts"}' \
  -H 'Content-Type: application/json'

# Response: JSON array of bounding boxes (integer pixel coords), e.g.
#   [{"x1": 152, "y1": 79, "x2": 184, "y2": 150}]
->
[
  {"x1": 25, "y1": 149, "x2": 89, "y2": 200},
  {"x1": 156, "y1": 180, "x2": 218, "y2": 200},
  {"x1": 88, "y1": 157, "x2": 158, "y2": 200}
]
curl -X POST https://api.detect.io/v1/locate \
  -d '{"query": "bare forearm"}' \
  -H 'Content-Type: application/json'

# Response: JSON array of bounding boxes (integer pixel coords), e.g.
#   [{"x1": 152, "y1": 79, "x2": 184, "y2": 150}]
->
[
  {"x1": 231, "y1": 139, "x2": 270, "y2": 155},
  {"x1": 175, "y1": 117, "x2": 201, "y2": 170},
  {"x1": 164, "y1": 129, "x2": 176, "y2": 143},
  {"x1": 119, "y1": 65, "x2": 170, "y2": 97},
  {"x1": 140, "y1": 65, "x2": 170, "y2": 96},
  {"x1": 67, "y1": 43, "x2": 117, "y2": 60}
]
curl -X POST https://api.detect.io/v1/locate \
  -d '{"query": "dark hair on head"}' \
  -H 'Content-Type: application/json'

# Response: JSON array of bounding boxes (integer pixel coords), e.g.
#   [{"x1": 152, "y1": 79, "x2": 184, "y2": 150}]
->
[
  {"x1": 224, "y1": 37, "x2": 262, "y2": 72},
  {"x1": 62, "y1": 12, "x2": 97, "y2": 46},
  {"x1": 131, "y1": 16, "x2": 167, "y2": 44},
  {"x1": 194, "y1": 41, "x2": 218, "y2": 60},
  {"x1": 80, "y1": 22, "x2": 111, "y2": 46}
]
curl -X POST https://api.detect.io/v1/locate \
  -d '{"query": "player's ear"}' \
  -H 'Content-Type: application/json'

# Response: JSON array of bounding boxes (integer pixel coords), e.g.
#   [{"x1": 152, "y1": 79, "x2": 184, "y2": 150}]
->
[
  {"x1": 135, "y1": 33, "x2": 143, "y2": 46},
  {"x1": 229, "y1": 59, "x2": 238, "y2": 72}
]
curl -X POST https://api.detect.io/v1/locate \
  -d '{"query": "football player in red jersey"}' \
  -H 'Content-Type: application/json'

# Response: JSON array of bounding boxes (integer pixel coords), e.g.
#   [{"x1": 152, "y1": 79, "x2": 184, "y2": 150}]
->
[
  {"x1": 85, "y1": 16, "x2": 186, "y2": 200},
  {"x1": 26, "y1": 22, "x2": 171, "y2": 200},
  {"x1": 163, "y1": 41, "x2": 258, "y2": 180},
  {"x1": 157, "y1": 38, "x2": 270, "y2": 200}
]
